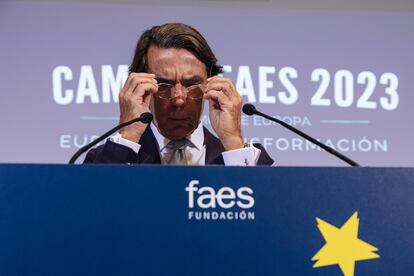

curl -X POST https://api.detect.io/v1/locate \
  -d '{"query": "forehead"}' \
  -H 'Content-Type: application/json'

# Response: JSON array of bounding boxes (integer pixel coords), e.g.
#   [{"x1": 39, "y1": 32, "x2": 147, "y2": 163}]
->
[{"x1": 146, "y1": 46, "x2": 207, "y2": 79}]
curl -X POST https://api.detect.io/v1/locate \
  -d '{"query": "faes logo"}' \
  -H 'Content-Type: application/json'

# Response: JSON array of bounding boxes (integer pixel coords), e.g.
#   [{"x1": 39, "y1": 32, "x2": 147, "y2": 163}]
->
[{"x1": 185, "y1": 180, "x2": 254, "y2": 209}]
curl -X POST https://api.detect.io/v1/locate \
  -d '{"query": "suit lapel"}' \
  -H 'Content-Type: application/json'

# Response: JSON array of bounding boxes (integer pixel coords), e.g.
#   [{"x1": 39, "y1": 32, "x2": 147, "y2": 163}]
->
[
  {"x1": 203, "y1": 127, "x2": 225, "y2": 165},
  {"x1": 138, "y1": 125, "x2": 161, "y2": 164}
]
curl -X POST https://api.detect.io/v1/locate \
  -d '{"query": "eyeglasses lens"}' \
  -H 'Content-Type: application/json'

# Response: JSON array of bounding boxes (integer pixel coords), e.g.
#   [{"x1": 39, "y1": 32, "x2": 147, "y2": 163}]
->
[{"x1": 157, "y1": 84, "x2": 204, "y2": 100}]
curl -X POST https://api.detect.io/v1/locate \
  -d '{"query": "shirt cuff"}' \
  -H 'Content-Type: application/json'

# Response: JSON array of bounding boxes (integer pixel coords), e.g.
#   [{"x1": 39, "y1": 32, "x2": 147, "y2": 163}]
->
[
  {"x1": 222, "y1": 143, "x2": 261, "y2": 166},
  {"x1": 110, "y1": 133, "x2": 141, "y2": 154}
]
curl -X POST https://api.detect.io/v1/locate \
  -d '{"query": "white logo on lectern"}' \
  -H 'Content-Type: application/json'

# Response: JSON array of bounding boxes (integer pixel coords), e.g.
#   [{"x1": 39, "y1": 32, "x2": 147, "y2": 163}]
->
[{"x1": 185, "y1": 180, "x2": 255, "y2": 221}]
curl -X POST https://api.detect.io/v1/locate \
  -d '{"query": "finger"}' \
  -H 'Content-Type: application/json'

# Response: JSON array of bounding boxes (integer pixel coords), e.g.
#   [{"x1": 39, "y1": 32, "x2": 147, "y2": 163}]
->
[
  {"x1": 205, "y1": 93, "x2": 220, "y2": 110},
  {"x1": 130, "y1": 82, "x2": 158, "y2": 99},
  {"x1": 129, "y1": 74, "x2": 157, "y2": 90},
  {"x1": 125, "y1": 83, "x2": 156, "y2": 110},
  {"x1": 203, "y1": 89, "x2": 232, "y2": 108},
  {"x1": 205, "y1": 82, "x2": 233, "y2": 98},
  {"x1": 206, "y1": 77, "x2": 238, "y2": 98},
  {"x1": 127, "y1": 79, "x2": 158, "y2": 98},
  {"x1": 120, "y1": 82, "x2": 157, "y2": 106},
  {"x1": 205, "y1": 84, "x2": 242, "y2": 109},
  {"x1": 207, "y1": 76, "x2": 234, "y2": 88},
  {"x1": 124, "y1": 73, "x2": 157, "y2": 93},
  {"x1": 129, "y1": 72, "x2": 157, "y2": 83}
]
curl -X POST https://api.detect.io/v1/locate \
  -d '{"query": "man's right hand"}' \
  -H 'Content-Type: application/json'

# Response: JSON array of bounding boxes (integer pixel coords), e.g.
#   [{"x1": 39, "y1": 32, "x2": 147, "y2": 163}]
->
[{"x1": 118, "y1": 73, "x2": 158, "y2": 142}]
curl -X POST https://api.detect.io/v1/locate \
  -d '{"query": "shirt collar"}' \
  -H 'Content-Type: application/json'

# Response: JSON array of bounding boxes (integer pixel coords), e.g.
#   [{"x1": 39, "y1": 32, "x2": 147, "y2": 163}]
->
[{"x1": 150, "y1": 122, "x2": 204, "y2": 151}]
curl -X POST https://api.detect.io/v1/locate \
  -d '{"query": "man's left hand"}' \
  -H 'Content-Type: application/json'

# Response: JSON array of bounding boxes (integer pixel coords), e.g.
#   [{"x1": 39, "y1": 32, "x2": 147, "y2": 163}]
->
[{"x1": 204, "y1": 76, "x2": 244, "y2": 151}]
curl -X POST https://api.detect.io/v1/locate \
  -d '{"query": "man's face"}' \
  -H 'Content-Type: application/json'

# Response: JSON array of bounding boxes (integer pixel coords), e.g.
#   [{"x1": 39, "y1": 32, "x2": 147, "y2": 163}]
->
[{"x1": 147, "y1": 46, "x2": 208, "y2": 140}]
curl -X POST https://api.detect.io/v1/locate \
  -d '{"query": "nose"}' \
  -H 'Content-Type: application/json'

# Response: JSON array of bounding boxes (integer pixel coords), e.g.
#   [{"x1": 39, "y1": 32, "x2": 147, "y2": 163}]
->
[
  {"x1": 171, "y1": 96, "x2": 186, "y2": 107},
  {"x1": 171, "y1": 85, "x2": 187, "y2": 107}
]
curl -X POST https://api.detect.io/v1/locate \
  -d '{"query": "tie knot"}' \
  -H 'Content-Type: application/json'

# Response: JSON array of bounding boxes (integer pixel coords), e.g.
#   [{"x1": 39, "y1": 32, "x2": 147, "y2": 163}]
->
[{"x1": 167, "y1": 138, "x2": 191, "y2": 150}]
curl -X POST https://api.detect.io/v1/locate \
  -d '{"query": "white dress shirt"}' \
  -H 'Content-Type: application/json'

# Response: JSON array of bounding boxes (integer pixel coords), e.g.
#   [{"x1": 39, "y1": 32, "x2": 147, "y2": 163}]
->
[{"x1": 110, "y1": 123, "x2": 261, "y2": 166}]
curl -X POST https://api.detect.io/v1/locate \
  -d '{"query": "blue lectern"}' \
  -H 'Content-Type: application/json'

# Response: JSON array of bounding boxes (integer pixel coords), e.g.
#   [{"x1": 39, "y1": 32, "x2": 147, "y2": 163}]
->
[{"x1": 0, "y1": 164, "x2": 413, "y2": 275}]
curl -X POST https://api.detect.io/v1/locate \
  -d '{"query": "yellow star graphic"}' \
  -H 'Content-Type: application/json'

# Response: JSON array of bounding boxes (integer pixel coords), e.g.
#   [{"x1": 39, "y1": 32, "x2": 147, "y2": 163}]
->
[{"x1": 312, "y1": 211, "x2": 380, "y2": 276}]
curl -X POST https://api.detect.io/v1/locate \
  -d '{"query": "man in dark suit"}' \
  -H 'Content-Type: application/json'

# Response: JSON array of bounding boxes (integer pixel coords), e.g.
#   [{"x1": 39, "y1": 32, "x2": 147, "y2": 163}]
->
[{"x1": 85, "y1": 23, "x2": 273, "y2": 166}]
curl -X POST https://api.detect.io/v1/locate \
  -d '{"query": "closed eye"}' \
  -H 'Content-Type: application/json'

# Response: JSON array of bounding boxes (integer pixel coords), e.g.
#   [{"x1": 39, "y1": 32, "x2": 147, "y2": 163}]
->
[
  {"x1": 155, "y1": 78, "x2": 175, "y2": 85},
  {"x1": 182, "y1": 76, "x2": 204, "y2": 87},
  {"x1": 155, "y1": 76, "x2": 204, "y2": 87}
]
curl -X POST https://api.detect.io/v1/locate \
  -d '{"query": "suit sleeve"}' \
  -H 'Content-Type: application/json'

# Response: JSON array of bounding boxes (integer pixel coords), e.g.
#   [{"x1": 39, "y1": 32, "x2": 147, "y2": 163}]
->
[
  {"x1": 83, "y1": 140, "x2": 140, "y2": 164},
  {"x1": 253, "y1": 143, "x2": 274, "y2": 166}
]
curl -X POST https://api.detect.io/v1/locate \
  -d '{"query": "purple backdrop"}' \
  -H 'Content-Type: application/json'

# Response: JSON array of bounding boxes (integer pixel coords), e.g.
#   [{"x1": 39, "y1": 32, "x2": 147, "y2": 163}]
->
[{"x1": 0, "y1": 0, "x2": 413, "y2": 166}]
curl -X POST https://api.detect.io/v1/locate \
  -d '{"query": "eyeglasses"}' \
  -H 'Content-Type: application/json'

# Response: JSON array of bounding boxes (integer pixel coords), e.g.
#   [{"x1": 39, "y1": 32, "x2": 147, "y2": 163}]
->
[{"x1": 156, "y1": 83, "x2": 204, "y2": 100}]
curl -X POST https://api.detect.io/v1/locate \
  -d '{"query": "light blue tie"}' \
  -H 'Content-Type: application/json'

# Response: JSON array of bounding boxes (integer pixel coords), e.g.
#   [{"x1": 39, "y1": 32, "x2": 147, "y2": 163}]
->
[{"x1": 166, "y1": 138, "x2": 191, "y2": 165}]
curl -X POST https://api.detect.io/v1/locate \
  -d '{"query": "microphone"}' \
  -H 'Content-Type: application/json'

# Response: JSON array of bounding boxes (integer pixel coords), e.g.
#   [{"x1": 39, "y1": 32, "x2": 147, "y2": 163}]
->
[
  {"x1": 242, "y1": 104, "x2": 360, "y2": 167},
  {"x1": 68, "y1": 112, "x2": 153, "y2": 164},
  {"x1": 242, "y1": 104, "x2": 256, "y2": 116}
]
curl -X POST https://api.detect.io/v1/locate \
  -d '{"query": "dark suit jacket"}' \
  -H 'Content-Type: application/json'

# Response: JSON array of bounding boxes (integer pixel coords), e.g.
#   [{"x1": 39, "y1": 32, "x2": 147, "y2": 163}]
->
[{"x1": 84, "y1": 125, "x2": 274, "y2": 165}]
